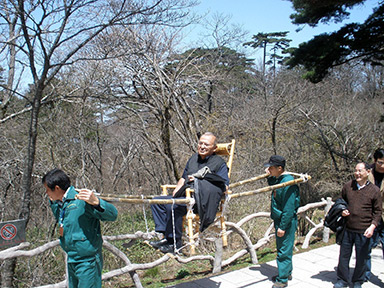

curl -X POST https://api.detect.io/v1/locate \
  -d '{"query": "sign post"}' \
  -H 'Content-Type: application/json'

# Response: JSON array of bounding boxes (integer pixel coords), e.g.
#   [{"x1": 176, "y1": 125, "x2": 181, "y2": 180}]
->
[{"x1": 0, "y1": 219, "x2": 27, "y2": 249}]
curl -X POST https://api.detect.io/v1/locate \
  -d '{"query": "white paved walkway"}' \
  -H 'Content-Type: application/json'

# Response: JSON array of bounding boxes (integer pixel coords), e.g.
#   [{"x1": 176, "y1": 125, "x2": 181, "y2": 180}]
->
[{"x1": 167, "y1": 245, "x2": 384, "y2": 288}]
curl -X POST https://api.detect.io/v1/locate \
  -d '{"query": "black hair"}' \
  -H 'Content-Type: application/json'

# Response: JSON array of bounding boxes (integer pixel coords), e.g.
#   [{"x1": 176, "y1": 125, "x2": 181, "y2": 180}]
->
[
  {"x1": 42, "y1": 168, "x2": 71, "y2": 191},
  {"x1": 373, "y1": 148, "x2": 384, "y2": 161}
]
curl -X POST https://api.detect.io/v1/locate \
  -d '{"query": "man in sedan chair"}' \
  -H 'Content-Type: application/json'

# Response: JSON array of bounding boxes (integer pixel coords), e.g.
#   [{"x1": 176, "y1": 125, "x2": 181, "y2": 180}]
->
[{"x1": 150, "y1": 132, "x2": 229, "y2": 254}]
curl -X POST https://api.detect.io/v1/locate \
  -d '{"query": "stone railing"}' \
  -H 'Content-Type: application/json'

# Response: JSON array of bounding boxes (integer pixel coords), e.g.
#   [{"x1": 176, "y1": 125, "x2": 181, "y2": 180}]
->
[{"x1": 0, "y1": 196, "x2": 334, "y2": 288}]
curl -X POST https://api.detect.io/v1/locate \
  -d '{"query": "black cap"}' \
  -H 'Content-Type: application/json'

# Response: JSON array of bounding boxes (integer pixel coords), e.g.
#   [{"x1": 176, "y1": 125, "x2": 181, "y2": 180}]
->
[{"x1": 263, "y1": 155, "x2": 286, "y2": 168}]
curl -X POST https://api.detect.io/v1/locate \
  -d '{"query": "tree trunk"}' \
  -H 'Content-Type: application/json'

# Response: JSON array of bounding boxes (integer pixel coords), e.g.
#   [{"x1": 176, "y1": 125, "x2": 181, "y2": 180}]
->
[
  {"x1": 1, "y1": 13, "x2": 17, "y2": 117},
  {"x1": 1, "y1": 258, "x2": 16, "y2": 288},
  {"x1": 1, "y1": 86, "x2": 44, "y2": 287},
  {"x1": 161, "y1": 106, "x2": 179, "y2": 181},
  {"x1": 19, "y1": 87, "x2": 43, "y2": 221},
  {"x1": 207, "y1": 80, "x2": 213, "y2": 114},
  {"x1": 271, "y1": 115, "x2": 277, "y2": 155},
  {"x1": 262, "y1": 42, "x2": 267, "y2": 104}
]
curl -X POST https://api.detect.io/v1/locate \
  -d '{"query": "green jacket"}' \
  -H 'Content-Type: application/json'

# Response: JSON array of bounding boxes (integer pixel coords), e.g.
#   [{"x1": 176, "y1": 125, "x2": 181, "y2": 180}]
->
[
  {"x1": 268, "y1": 173, "x2": 300, "y2": 231},
  {"x1": 50, "y1": 186, "x2": 118, "y2": 262}
]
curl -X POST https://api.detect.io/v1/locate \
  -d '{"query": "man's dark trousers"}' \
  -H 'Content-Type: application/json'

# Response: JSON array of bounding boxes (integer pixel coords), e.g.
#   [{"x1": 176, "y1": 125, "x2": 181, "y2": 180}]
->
[
  {"x1": 365, "y1": 219, "x2": 384, "y2": 280},
  {"x1": 337, "y1": 230, "x2": 371, "y2": 285},
  {"x1": 151, "y1": 195, "x2": 187, "y2": 241}
]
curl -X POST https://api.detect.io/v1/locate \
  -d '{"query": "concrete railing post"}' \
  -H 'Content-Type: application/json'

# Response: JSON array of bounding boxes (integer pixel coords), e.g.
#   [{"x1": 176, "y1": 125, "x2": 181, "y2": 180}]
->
[{"x1": 323, "y1": 197, "x2": 332, "y2": 243}]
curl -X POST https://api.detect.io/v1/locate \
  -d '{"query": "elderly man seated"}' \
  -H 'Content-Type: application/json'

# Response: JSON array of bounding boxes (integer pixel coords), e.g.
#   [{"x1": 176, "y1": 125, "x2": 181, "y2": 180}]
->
[{"x1": 150, "y1": 132, "x2": 229, "y2": 253}]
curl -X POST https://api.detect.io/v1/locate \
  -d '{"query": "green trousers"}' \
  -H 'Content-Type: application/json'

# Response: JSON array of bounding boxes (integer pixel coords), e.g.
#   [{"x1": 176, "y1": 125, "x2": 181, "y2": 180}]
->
[
  {"x1": 67, "y1": 253, "x2": 103, "y2": 288},
  {"x1": 275, "y1": 218, "x2": 297, "y2": 283}
]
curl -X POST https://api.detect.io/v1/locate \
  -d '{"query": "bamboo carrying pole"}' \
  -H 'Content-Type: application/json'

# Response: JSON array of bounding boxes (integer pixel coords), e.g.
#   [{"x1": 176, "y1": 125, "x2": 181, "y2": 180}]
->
[
  {"x1": 228, "y1": 173, "x2": 269, "y2": 189},
  {"x1": 74, "y1": 189, "x2": 193, "y2": 204},
  {"x1": 98, "y1": 196, "x2": 192, "y2": 205},
  {"x1": 93, "y1": 173, "x2": 311, "y2": 204},
  {"x1": 228, "y1": 174, "x2": 311, "y2": 200},
  {"x1": 92, "y1": 172, "x2": 310, "y2": 255}
]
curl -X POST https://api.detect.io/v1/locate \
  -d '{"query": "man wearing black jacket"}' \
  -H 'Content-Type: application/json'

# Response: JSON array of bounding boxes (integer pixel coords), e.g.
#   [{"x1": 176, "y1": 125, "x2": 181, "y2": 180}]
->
[
  {"x1": 150, "y1": 132, "x2": 229, "y2": 254},
  {"x1": 324, "y1": 198, "x2": 348, "y2": 244},
  {"x1": 366, "y1": 148, "x2": 384, "y2": 281}
]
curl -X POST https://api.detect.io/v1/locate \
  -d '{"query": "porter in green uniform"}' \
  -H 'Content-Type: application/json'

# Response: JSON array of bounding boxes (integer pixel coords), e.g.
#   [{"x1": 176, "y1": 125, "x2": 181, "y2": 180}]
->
[
  {"x1": 43, "y1": 168, "x2": 118, "y2": 288},
  {"x1": 264, "y1": 155, "x2": 300, "y2": 288}
]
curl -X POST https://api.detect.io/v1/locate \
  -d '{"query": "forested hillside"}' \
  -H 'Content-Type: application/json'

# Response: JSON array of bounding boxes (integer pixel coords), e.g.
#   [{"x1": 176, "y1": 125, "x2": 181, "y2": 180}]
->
[{"x1": 0, "y1": 0, "x2": 383, "y2": 286}]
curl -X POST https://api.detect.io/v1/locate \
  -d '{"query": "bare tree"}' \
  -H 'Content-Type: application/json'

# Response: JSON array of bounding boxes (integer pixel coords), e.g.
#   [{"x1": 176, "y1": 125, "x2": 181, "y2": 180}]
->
[
  {"x1": 83, "y1": 25, "x2": 203, "y2": 183},
  {"x1": 0, "y1": 0, "x2": 197, "y2": 285}
]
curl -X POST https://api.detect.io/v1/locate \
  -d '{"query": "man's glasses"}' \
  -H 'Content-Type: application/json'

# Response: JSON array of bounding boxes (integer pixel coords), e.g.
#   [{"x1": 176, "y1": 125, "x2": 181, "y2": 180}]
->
[
  {"x1": 376, "y1": 160, "x2": 384, "y2": 166},
  {"x1": 198, "y1": 141, "x2": 212, "y2": 147}
]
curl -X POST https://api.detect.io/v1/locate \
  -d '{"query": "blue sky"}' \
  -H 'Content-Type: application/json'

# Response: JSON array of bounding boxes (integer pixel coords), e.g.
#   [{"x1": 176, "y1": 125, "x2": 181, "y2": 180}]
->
[{"x1": 186, "y1": 0, "x2": 378, "y2": 52}]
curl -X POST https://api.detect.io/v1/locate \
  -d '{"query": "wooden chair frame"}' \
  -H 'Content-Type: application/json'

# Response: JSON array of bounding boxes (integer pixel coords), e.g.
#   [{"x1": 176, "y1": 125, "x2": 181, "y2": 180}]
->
[{"x1": 160, "y1": 139, "x2": 235, "y2": 254}]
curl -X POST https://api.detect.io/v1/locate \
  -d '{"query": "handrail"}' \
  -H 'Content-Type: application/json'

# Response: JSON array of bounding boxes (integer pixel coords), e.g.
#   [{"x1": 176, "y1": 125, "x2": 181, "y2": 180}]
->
[{"x1": 0, "y1": 197, "x2": 332, "y2": 288}]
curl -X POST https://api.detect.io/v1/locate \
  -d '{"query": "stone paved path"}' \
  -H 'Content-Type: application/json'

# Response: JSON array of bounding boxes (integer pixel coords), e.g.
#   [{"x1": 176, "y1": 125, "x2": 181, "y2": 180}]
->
[{"x1": 167, "y1": 244, "x2": 384, "y2": 288}]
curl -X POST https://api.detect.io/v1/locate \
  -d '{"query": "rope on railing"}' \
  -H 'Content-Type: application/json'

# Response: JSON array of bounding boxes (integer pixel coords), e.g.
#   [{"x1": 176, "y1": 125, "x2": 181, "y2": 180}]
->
[{"x1": 141, "y1": 195, "x2": 150, "y2": 234}]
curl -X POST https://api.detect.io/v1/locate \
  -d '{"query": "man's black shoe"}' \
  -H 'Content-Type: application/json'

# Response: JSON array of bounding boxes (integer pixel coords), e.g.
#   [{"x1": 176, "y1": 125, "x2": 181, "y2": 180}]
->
[
  {"x1": 159, "y1": 244, "x2": 176, "y2": 254},
  {"x1": 272, "y1": 275, "x2": 292, "y2": 282},
  {"x1": 272, "y1": 282, "x2": 288, "y2": 288},
  {"x1": 159, "y1": 241, "x2": 182, "y2": 254},
  {"x1": 149, "y1": 238, "x2": 168, "y2": 249}
]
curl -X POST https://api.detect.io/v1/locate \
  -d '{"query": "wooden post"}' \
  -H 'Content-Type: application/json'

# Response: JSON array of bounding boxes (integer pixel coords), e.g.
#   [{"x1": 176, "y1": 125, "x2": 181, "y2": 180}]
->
[
  {"x1": 226, "y1": 139, "x2": 235, "y2": 178},
  {"x1": 185, "y1": 188, "x2": 196, "y2": 255},
  {"x1": 219, "y1": 213, "x2": 228, "y2": 247},
  {"x1": 160, "y1": 184, "x2": 176, "y2": 196}
]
